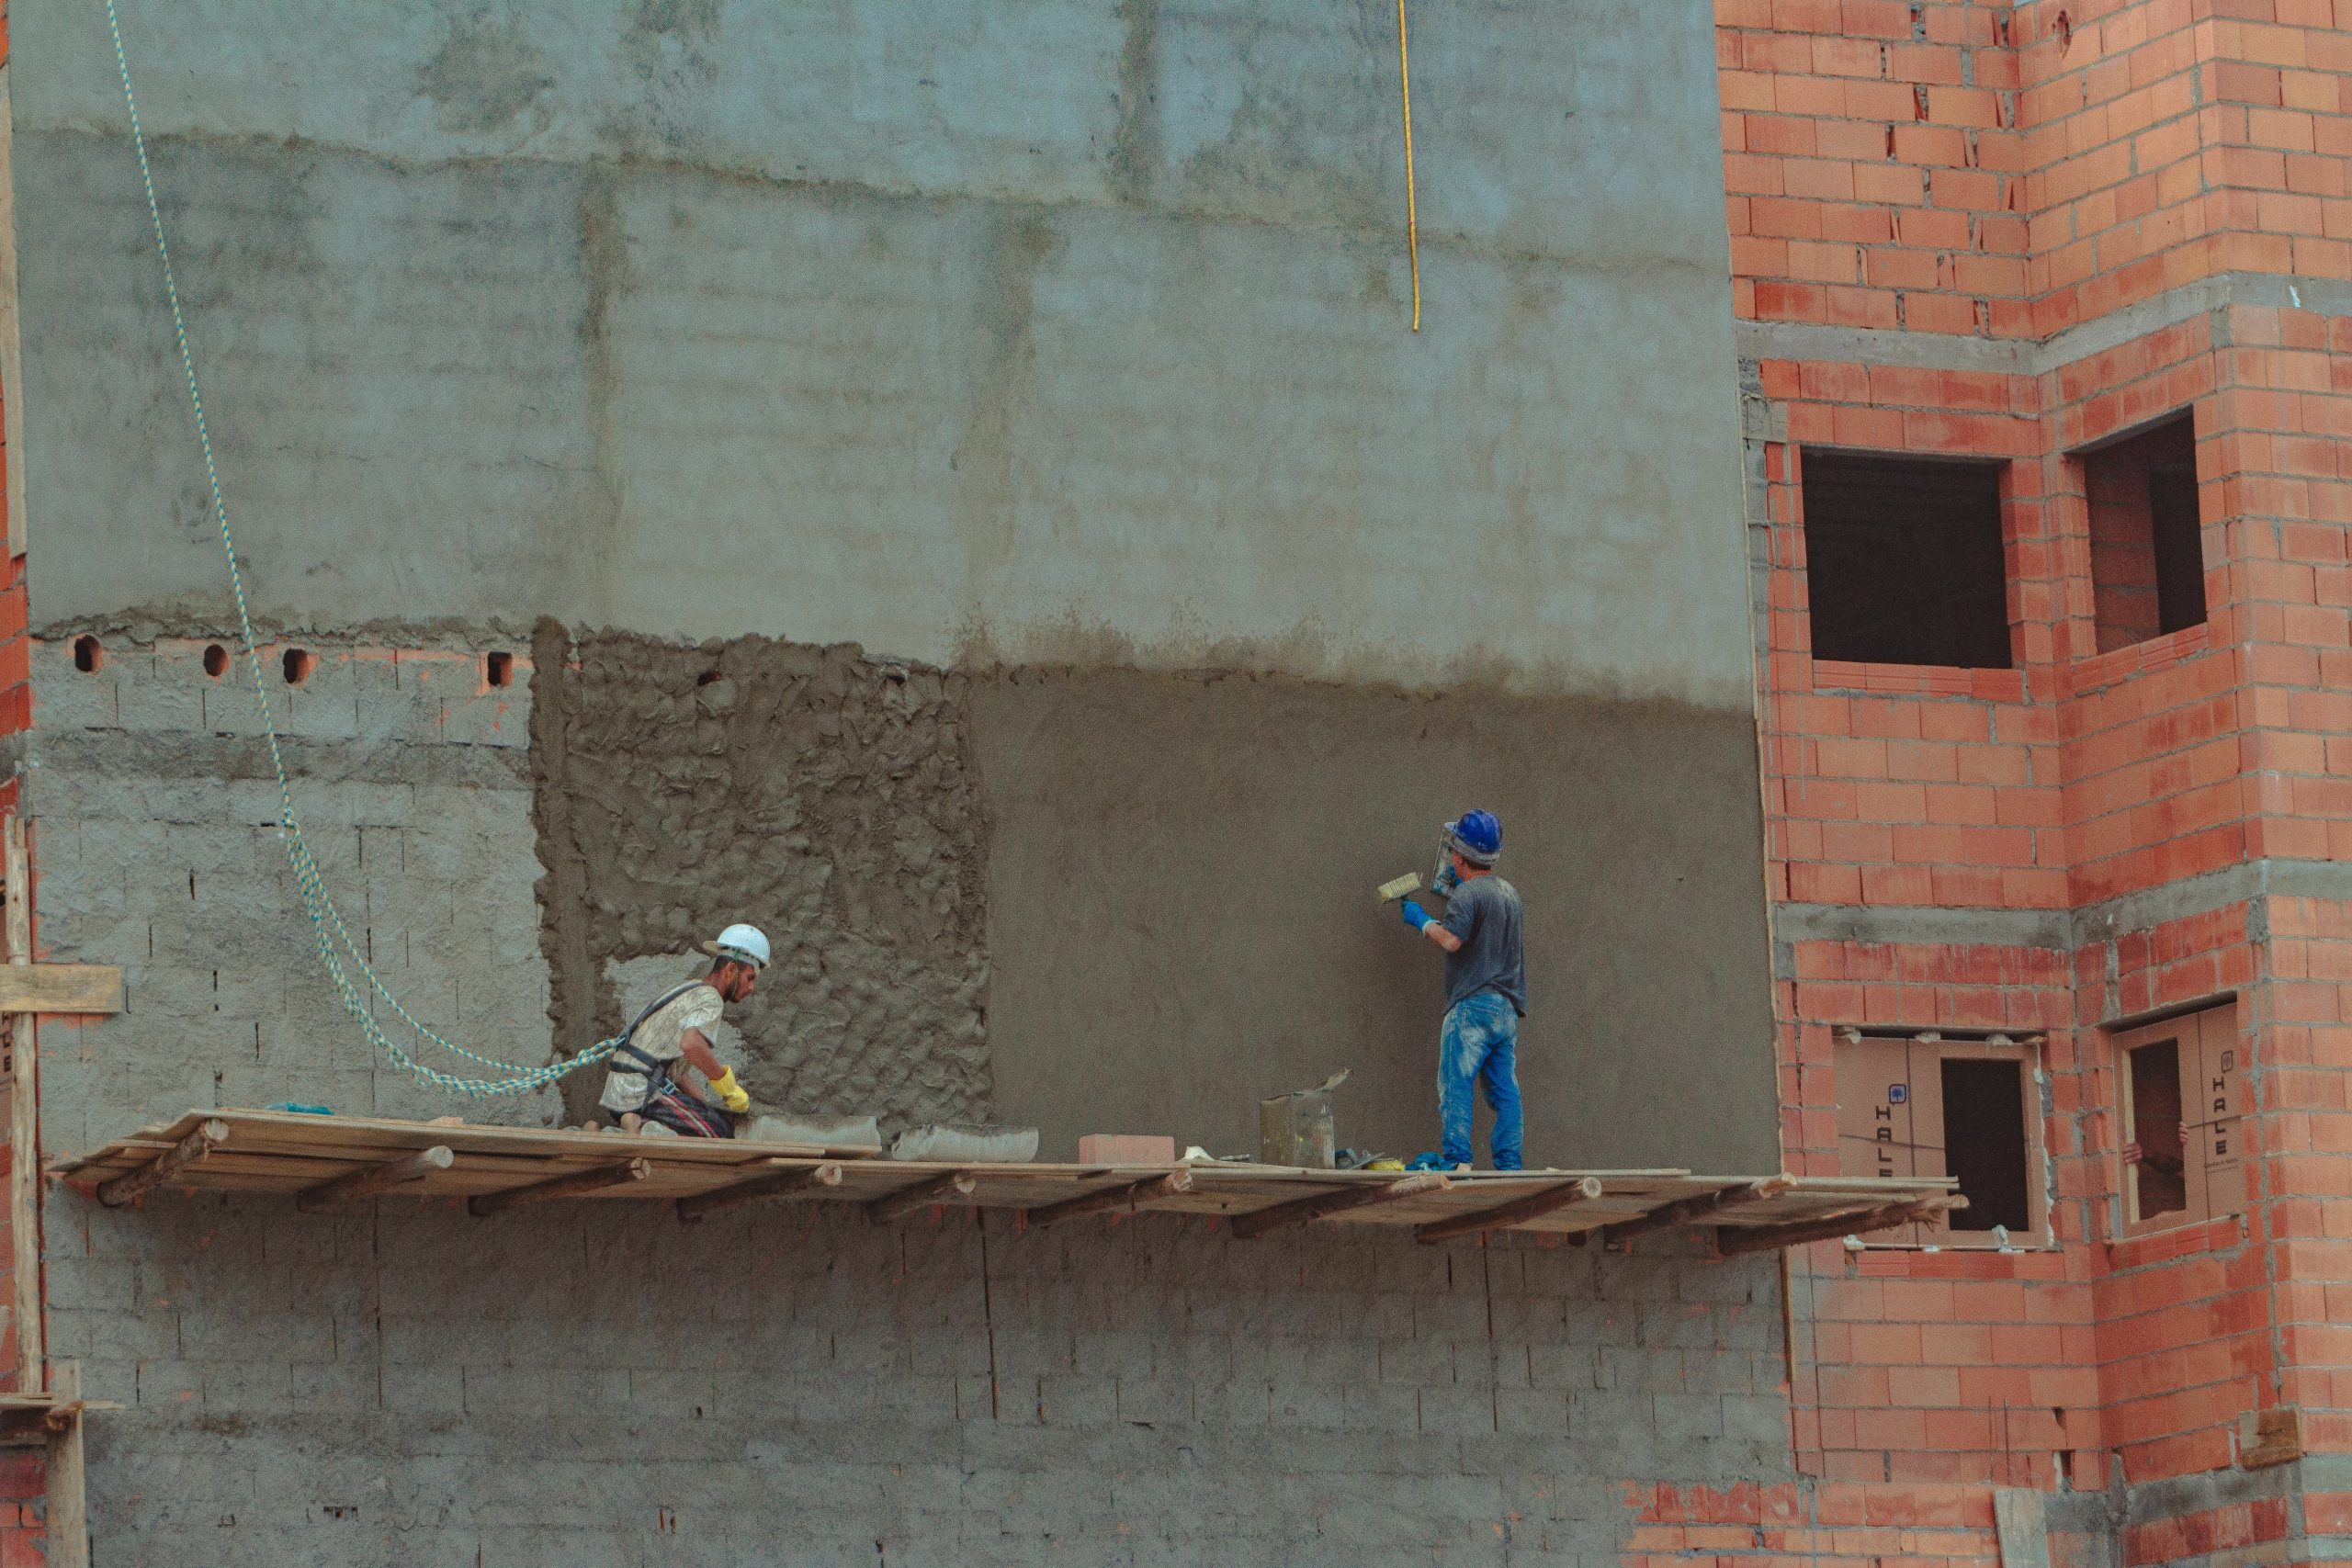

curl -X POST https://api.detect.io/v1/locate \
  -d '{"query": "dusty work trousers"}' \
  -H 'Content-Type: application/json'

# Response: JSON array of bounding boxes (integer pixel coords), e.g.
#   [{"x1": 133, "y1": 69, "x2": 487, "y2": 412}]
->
[{"x1": 1439, "y1": 991, "x2": 1523, "y2": 1169}]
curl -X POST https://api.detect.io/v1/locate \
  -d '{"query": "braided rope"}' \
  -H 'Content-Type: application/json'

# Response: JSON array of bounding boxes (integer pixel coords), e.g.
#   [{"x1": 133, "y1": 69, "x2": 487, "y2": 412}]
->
[{"x1": 104, "y1": 0, "x2": 614, "y2": 1096}]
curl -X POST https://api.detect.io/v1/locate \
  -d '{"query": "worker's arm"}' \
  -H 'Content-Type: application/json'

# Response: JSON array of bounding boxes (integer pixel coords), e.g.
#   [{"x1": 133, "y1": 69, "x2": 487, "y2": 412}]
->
[
  {"x1": 1397, "y1": 899, "x2": 1465, "y2": 953},
  {"x1": 677, "y1": 1028, "x2": 752, "y2": 1112}
]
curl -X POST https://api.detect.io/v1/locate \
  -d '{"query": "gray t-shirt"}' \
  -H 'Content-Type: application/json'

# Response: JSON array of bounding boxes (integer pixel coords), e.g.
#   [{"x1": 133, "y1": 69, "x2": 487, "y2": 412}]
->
[{"x1": 1440, "y1": 875, "x2": 1525, "y2": 1015}]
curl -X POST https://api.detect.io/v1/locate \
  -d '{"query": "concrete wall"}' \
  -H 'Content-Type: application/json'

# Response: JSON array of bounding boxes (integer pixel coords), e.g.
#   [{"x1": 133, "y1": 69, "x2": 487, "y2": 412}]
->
[
  {"x1": 10, "y1": 0, "x2": 1779, "y2": 1167},
  {"x1": 15, "y1": 0, "x2": 1751, "y2": 706},
  {"x1": 8, "y1": 5, "x2": 1790, "y2": 1555},
  {"x1": 22, "y1": 636, "x2": 1793, "y2": 1564},
  {"x1": 56, "y1": 1198, "x2": 1790, "y2": 1567}
]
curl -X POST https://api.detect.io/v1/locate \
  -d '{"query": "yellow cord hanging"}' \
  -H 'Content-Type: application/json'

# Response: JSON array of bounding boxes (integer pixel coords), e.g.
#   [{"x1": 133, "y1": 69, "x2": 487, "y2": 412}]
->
[{"x1": 1395, "y1": 0, "x2": 1420, "y2": 331}]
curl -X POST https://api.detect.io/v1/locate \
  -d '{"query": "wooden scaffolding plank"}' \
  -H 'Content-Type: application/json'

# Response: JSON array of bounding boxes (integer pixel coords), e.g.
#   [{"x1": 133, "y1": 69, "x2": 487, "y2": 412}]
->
[
  {"x1": 295, "y1": 1145, "x2": 454, "y2": 1213},
  {"x1": 868, "y1": 1170, "x2": 978, "y2": 1224},
  {"x1": 1713, "y1": 1194, "x2": 1965, "y2": 1255},
  {"x1": 1228, "y1": 1173, "x2": 1449, "y2": 1240},
  {"x1": 1595, "y1": 1175, "x2": 1797, "y2": 1249},
  {"x1": 469, "y1": 1157, "x2": 649, "y2": 1216},
  {"x1": 96, "y1": 1119, "x2": 228, "y2": 1208},
  {"x1": 1024, "y1": 1170, "x2": 1193, "y2": 1229},
  {"x1": 0, "y1": 965, "x2": 120, "y2": 1016},
  {"x1": 675, "y1": 1160, "x2": 845, "y2": 1224},
  {"x1": 1414, "y1": 1175, "x2": 1604, "y2": 1245}
]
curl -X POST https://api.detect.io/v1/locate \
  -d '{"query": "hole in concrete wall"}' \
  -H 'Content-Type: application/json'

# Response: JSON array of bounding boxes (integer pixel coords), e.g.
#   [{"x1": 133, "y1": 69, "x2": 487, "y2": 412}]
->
[
  {"x1": 1800, "y1": 452, "x2": 2014, "y2": 669},
  {"x1": 485, "y1": 650, "x2": 514, "y2": 688},
  {"x1": 2080, "y1": 412, "x2": 2203, "y2": 654},
  {"x1": 202, "y1": 643, "x2": 229, "y2": 679},
  {"x1": 282, "y1": 648, "x2": 314, "y2": 685},
  {"x1": 71, "y1": 636, "x2": 101, "y2": 674},
  {"x1": 695, "y1": 669, "x2": 723, "y2": 687}
]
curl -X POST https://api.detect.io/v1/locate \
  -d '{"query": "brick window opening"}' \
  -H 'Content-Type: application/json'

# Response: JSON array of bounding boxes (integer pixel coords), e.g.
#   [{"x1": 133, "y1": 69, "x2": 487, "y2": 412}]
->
[
  {"x1": 2112, "y1": 1000, "x2": 2242, "y2": 1238},
  {"x1": 201, "y1": 643, "x2": 229, "y2": 679},
  {"x1": 1939, "y1": 1057, "x2": 2030, "y2": 1233},
  {"x1": 1799, "y1": 452, "x2": 2012, "y2": 669},
  {"x1": 71, "y1": 636, "x2": 102, "y2": 674},
  {"x1": 485, "y1": 650, "x2": 514, "y2": 689},
  {"x1": 1835, "y1": 1031, "x2": 2044, "y2": 1246},
  {"x1": 281, "y1": 648, "x2": 314, "y2": 685},
  {"x1": 2083, "y1": 412, "x2": 2203, "y2": 653}
]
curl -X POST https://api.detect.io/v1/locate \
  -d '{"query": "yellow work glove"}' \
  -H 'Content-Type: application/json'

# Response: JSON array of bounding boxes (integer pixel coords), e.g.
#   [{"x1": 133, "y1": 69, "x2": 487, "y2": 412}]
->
[{"x1": 708, "y1": 1066, "x2": 752, "y2": 1114}]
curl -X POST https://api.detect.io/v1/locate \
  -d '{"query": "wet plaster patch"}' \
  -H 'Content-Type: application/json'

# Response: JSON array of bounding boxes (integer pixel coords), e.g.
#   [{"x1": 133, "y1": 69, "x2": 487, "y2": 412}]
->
[{"x1": 529, "y1": 625, "x2": 991, "y2": 1133}]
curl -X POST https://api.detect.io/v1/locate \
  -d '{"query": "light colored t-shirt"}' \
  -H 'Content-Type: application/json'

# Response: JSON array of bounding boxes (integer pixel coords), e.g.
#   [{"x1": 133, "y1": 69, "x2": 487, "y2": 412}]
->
[{"x1": 599, "y1": 981, "x2": 724, "y2": 1113}]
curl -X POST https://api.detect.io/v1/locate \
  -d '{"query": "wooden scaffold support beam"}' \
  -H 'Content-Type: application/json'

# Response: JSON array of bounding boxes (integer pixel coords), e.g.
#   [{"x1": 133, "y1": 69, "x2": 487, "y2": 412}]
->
[
  {"x1": 296, "y1": 1145, "x2": 454, "y2": 1213},
  {"x1": 1415, "y1": 1175, "x2": 1603, "y2": 1245},
  {"x1": 469, "y1": 1157, "x2": 649, "y2": 1217},
  {"x1": 1713, "y1": 1194, "x2": 1963, "y2": 1256},
  {"x1": 676, "y1": 1160, "x2": 844, "y2": 1224},
  {"x1": 1594, "y1": 1175, "x2": 1796, "y2": 1251},
  {"x1": 6, "y1": 814, "x2": 40, "y2": 1377},
  {"x1": 1229, "y1": 1172, "x2": 1447, "y2": 1241},
  {"x1": 1024, "y1": 1170, "x2": 1192, "y2": 1230},
  {"x1": 868, "y1": 1170, "x2": 978, "y2": 1224},
  {"x1": 96, "y1": 1118, "x2": 229, "y2": 1208}
]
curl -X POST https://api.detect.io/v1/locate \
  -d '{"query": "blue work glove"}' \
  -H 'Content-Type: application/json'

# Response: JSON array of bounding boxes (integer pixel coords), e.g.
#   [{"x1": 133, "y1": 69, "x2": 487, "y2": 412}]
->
[{"x1": 1398, "y1": 897, "x2": 1434, "y2": 932}]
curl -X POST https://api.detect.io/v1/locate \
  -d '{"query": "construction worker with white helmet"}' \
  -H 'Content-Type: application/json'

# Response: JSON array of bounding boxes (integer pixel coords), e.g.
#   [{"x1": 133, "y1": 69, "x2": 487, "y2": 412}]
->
[{"x1": 598, "y1": 923, "x2": 769, "y2": 1139}]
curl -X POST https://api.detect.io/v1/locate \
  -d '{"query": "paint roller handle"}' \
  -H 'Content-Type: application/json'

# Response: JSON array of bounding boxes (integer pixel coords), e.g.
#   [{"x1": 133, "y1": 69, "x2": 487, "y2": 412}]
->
[{"x1": 1397, "y1": 898, "x2": 1434, "y2": 933}]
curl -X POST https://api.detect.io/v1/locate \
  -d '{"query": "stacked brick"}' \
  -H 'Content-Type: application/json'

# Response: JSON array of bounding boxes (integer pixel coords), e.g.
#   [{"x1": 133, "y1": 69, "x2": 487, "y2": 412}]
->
[{"x1": 1723, "y1": 0, "x2": 2352, "y2": 1548}]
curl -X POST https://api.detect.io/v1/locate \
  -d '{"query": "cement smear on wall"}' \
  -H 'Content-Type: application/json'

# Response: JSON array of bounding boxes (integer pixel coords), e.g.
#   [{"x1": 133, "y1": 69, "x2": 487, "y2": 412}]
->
[
  {"x1": 528, "y1": 625, "x2": 992, "y2": 1132},
  {"x1": 972, "y1": 668, "x2": 1782, "y2": 1168}
]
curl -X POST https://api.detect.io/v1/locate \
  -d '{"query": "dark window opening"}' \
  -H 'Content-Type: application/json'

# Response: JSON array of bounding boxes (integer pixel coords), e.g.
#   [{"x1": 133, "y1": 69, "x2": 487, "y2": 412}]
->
[
  {"x1": 1801, "y1": 452, "x2": 2013, "y2": 668},
  {"x1": 1939, "y1": 1057, "x2": 2030, "y2": 1232},
  {"x1": 71, "y1": 636, "x2": 101, "y2": 674},
  {"x1": 282, "y1": 648, "x2": 315, "y2": 685},
  {"x1": 2125, "y1": 1039, "x2": 2188, "y2": 1224},
  {"x1": 2084, "y1": 413, "x2": 2204, "y2": 653},
  {"x1": 485, "y1": 650, "x2": 514, "y2": 689},
  {"x1": 201, "y1": 643, "x2": 229, "y2": 679}
]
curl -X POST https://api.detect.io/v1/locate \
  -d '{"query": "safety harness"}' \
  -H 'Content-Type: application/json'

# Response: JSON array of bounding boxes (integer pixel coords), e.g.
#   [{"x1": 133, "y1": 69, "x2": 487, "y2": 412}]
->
[{"x1": 608, "y1": 980, "x2": 736, "y2": 1138}]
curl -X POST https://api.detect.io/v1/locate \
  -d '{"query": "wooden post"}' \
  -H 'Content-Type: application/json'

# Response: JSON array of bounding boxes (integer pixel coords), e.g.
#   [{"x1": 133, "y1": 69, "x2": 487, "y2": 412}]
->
[
  {"x1": 1595, "y1": 1175, "x2": 1797, "y2": 1251},
  {"x1": 1414, "y1": 1175, "x2": 1603, "y2": 1245},
  {"x1": 1712, "y1": 1194, "x2": 1962, "y2": 1256},
  {"x1": 96, "y1": 1120, "x2": 229, "y2": 1208},
  {"x1": 295, "y1": 1146, "x2": 454, "y2": 1213},
  {"x1": 43, "y1": 1359, "x2": 85, "y2": 1568},
  {"x1": 468, "y1": 1157, "x2": 649, "y2": 1216},
  {"x1": 4, "y1": 814, "x2": 37, "y2": 1382},
  {"x1": 675, "y1": 1161, "x2": 844, "y2": 1224},
  {"x1": 1228, "y1": 1172, "x2": 1448, "y2": 1241},
  {"x1": 1024, "y1": 1170, "x2": 1193, "y2": 1230},
  {"x1": 866, "y1": 1170, "x2": 978, "y2": 1224}
]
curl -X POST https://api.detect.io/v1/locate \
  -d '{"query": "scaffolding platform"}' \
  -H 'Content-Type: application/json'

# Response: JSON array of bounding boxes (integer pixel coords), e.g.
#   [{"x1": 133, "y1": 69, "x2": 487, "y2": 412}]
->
[{"x1": 51, "y1": 1109, "x2": 1959, "y2": 1250}]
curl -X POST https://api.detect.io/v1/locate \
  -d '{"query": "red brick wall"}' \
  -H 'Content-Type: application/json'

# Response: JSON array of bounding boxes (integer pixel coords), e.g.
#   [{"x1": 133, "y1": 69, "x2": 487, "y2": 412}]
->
[{"x1": 1719, "y1": 0, "x2": 2352, "y2": 1524}]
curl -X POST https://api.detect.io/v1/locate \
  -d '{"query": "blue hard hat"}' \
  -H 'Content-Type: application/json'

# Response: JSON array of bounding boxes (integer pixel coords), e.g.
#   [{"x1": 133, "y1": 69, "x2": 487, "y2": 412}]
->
[{"x1": 1447, "y1": 809, "x2": 1502, "y2": 863}]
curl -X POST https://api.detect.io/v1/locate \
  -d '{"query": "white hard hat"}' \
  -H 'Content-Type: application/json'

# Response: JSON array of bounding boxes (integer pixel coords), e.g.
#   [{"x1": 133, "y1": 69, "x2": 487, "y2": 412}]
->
[{"x1": 700, "y1": 923, "x2": 772, "y2": 970}]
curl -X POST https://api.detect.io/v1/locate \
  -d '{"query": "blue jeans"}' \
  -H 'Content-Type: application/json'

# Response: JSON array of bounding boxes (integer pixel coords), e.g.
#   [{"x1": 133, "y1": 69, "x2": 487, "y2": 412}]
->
[{"x1": 1440, "y1": 992, "x2": 1522, "y2": 1169}]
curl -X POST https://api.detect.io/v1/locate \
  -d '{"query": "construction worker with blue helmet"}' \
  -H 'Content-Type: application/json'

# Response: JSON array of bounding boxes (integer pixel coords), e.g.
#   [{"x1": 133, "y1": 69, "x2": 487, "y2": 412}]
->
[
  {"x1": 1394, "y1": 811, "x2": 1526, "y2": 1170},
  {"x1": 599, "y1": 923, "x2": 768, "y2": 1138}
]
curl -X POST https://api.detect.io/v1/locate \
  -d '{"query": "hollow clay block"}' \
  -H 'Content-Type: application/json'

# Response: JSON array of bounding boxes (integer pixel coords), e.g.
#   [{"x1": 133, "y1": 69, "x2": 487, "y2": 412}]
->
[
  {"x1": 739, "y1": 1113, "x2": 884, "y2": 1152},
  {"x1": 888, "y1": 1123, "x2": 1040, "y2": 1164}
]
